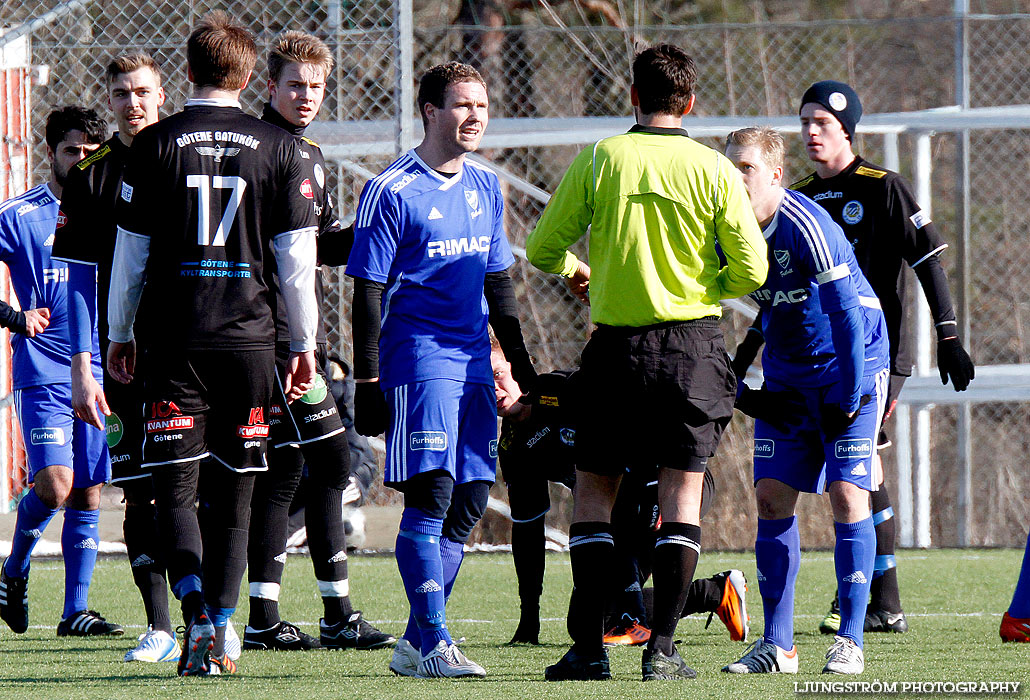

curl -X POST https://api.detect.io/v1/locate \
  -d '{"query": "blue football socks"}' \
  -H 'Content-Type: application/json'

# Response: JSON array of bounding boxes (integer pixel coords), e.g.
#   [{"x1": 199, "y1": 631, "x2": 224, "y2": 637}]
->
[
  {"x1": 835, "y1": 517, "x2": 876, "y2": 647},
  {"x1": 61, "y1": 508, "x2": 100, "y2": 619},
  {"x1": 755, "y1": 516, "x2": 800, "y2": 651},
  {"x1": 396, "y1": 508, "x2": 451, "y2": 655},
  {"x1": 6, "y1": 489, "x2": 59, "y2": 578},
  {"x1": 440, "y1": 536, "x2": 465, "y2": 603},
  {"x1": 1009, "y1": 533, "x2": 1030, "y2": 618}
]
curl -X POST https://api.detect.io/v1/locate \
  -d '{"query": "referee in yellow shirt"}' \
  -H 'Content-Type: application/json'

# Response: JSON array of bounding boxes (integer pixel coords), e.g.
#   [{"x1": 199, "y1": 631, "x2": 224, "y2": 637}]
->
[{"x1": 528, "y1": 44, "x2": 768, "y2": 682}]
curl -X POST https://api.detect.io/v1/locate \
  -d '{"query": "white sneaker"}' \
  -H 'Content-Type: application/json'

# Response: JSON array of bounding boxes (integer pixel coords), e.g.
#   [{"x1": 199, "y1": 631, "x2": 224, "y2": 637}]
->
[
  {"x1": 224, "y1": 620, "x2": 242, "y2": 661},
  {"x1": 722, "y1": 636, "x2": 799, "y2": 674},
  {"x1": 389, "y1": 638, "x2": 420, "y2": 677},
  {"x1": 416, "y1": 640, "x2": 486, "y2": 678},
  {"x1": 124, "y1": 626, "x2": 180, "y2": 663},
  {"x1": 823, "y1": 635, "x2": 864, "y2": 674}
]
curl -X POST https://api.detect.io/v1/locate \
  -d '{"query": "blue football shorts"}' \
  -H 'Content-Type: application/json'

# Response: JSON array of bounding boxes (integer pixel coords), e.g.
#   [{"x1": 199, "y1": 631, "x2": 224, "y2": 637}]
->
[
  {"x1": 15, "y1": 383, "x2": 110, "y2": 487},
  {"x1": 752, "y1": 368, "x2": 890, "y2": 494},
  {"x1": 384, "y1": 379, "x2": 497, "y2": 486}
]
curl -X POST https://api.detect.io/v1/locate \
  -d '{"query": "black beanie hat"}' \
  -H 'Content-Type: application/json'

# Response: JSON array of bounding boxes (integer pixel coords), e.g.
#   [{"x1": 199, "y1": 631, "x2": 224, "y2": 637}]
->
[{"x1": 800, "y1": 80, "x2": 862, "y2": 140}]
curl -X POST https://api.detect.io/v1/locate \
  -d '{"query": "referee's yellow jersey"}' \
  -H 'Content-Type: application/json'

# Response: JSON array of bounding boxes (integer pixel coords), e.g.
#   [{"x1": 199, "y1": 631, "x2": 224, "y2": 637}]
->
[{"x1": 527, "y1": 126, "x2": 768, "y2": 327}]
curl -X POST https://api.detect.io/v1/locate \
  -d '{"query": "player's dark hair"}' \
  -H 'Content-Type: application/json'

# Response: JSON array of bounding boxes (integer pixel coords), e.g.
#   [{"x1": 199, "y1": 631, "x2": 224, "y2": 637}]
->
[
  {"x1": 44, "y1": 105, "x2": 107, "y2": 150},
  {"x1": 268, "y1": 30, "x2": 333, "y2": 84},
  {"x1": 632, "y1": 44, "x2": 696, "y2": 116},
  {"x1": 187, "y1": 11, "x2": 256, "y2": 90},
  {"x1": 416, "y1": 62, "x2": 486, "y2": 126},
  {"x1": 105, "y1": 52, "x2": 162, "y2": 89}
]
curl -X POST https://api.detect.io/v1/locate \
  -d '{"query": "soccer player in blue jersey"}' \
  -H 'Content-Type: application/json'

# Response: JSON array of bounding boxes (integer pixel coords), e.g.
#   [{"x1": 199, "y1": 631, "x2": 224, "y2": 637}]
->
[
  {"x1": 722, "y1": 127, "x2": 889, "y2": 675},
  {"x1": 0, "y1": 106, "x2": 123, "y2": 638},
  {"x1": 347, "y1": 62, "x2": 535, "y2": 679}
]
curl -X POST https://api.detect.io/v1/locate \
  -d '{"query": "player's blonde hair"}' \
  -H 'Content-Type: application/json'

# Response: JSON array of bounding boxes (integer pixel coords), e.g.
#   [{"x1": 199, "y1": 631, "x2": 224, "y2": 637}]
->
[
  {"x1": 725, "y1": 126, "x2": 785, "y2": 170},
  {"x1": 105, "y1": 52, "x2": 162, "y2": 88},
  {"x1": 268, "y1": 31, "x2": 334, "y2": 84}
]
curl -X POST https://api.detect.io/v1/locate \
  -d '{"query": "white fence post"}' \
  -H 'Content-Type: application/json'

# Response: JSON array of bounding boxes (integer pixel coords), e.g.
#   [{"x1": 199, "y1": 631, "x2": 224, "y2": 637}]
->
[
  {"x1": 913, "y1": 132, "x2": 934, "y2": 548},
  {"x1": 394, "y1": 0, "x2": 414, "y2": 155}
]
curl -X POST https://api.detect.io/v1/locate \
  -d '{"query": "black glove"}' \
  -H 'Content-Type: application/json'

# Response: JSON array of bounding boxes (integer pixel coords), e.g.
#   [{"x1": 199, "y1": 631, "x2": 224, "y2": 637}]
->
[
  {"x1": 735, "y1": 386, "x2": 806, "y2": 433},
  {"x1": 731, "y1": 330, "x2": 764, "y2": 380},
  {"x1": 820, "y1": 395, "x2": 872, "y2": 438},
  {"x1": 353, "y1": 382, "x2": 389, "y2": 437},
  {"x1": 937, "y1": 337, "x2": 974, "y2": 391}
]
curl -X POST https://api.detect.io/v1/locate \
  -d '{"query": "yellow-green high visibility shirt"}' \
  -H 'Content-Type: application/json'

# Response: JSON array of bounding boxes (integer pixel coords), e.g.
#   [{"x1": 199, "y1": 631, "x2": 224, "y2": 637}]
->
[{"x1": 527, "y1": 125, "x2": 768, "y2": 327}]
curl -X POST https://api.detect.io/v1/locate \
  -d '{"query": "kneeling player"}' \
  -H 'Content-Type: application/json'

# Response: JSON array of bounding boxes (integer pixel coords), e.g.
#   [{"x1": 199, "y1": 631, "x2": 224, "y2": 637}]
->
[
  {"x1": 723, "y1": 127, "x2": 888, "y2": 675},
  {"x1": 492, "y1": 345, "x2": 748, "y2": 649}
]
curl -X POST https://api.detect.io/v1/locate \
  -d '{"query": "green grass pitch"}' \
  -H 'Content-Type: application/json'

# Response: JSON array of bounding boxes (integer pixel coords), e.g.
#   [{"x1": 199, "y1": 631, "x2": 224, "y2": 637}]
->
[{"x1": 0, "y1": 548, "x2": 1027, "y2": 699}]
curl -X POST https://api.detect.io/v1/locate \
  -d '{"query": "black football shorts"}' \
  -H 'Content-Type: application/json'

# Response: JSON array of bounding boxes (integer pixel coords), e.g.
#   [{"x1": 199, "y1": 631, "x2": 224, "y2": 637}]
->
[
  {"x1": 268, "y1": 343, "x2": 345, "y2": 449},
  {"x1": 142, "y1": 348, "x2": 275, "y2": 473},
  {"x1": 574, "y1": 318, "x2": 736, "y2": 476}
]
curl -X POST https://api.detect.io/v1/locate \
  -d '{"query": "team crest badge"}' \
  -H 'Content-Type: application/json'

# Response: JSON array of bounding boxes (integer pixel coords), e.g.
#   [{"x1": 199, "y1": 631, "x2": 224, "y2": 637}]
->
[
  {"x1": 842, "y1": 200, "x2": 864, "y2": 224},
  {"x1": 774, "y1": 249, "x2": 790, "y2": 269},
  {"x1": 464, "y1": 189, "x2": 479, "y2": 211},
  {"x1": 313, "y1": 163, "x2": 324, "y2": 189}
]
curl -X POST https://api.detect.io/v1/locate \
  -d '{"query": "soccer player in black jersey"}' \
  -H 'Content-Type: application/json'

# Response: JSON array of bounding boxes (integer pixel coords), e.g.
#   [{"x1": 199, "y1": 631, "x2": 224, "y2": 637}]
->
[
  {"x1": 242, "y1": 29, "x2": 393, "y2": 653},
  {"x1": 53, "y1": 52, "x2": 181, "y2": 664},
  {"x1": 787, "y1": 80, "x2": 974, "y2": 635},
  {"x1": 106, "y1": 12, "x2": 319, "y2": 677},
  {"x1": 492, "y1": 345, "x2": 749, "y2": 650}
]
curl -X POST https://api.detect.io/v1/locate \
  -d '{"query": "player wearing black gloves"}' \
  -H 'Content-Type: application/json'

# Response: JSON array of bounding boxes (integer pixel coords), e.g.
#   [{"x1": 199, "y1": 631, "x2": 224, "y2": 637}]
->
[{"x1": 793, "y1": 81, "x2": 974, "y2": 635}]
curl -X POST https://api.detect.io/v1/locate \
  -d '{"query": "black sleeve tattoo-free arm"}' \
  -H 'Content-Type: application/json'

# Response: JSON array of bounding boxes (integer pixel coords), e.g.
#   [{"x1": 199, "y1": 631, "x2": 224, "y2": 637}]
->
[
  {"x1": 352, "y1": 277, "x2": 384, "y2": 380},
  {"x1": 912, "y1": 253, "x2": 959, "y2": 341},
  {"x1": 485, "y1": 270, "x2": 536, "y2": 390},
  {"x1": 0, "y1": 301, "x2": 26, "y2": 335}
]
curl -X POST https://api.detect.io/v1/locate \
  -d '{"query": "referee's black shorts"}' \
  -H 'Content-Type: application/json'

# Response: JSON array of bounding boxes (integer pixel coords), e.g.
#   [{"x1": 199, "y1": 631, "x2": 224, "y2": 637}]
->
[
  {"x1": 141, "y1": 347, "x2": 275, "y2": 473},
  {"x1": 574, "y1": 318, "x2": 736, "y2": 476}
]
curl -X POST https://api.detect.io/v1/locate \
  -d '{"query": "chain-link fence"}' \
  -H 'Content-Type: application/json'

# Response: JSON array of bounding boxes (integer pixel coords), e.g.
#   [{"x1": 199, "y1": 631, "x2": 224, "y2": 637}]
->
[{"x1": 3, "y1": 3, "x2": 1029, "y2": 546}]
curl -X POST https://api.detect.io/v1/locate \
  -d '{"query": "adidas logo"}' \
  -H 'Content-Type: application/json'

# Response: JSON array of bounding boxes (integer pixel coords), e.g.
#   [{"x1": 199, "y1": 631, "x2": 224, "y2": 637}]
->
[
  {"x1": 415, "y1": 579, "x2": 442, "y2": 594},
  {"x1": 328, "y1": 550, "x2": 347, "y2": 563},
  {"x1": 756, "y1": 568, "x2": 766, "y2": 582},
  {"x1": 20, "y1": 528, "x2": 42, "y2": 539},
  {"x1": 274, "y1": 552, "x2": 287, "y2": 564},
  {"x1": 842, "y1": 571, "x2": 867, "y2": 584},
  {"x1": 131, "y1": 554, "x2": 155, "y2": 568},
  {"x1": 75, "y1": 538, "x2": 98, "y2": 550},
  {"x1": 625, "y1": 581, "x2": 641, "y2": 592},
  {"x1": 851, "y1": 461, "x2": 868, "y2": 476},
  {"x1": 428, "y1": 207, "x2": 443, "y2": 220}
]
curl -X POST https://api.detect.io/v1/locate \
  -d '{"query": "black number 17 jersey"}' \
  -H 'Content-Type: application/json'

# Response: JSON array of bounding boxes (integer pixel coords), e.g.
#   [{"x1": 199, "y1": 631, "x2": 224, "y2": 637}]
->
[{"x1": 117, "y1": 102, "x2": 317, "y2": 350}]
